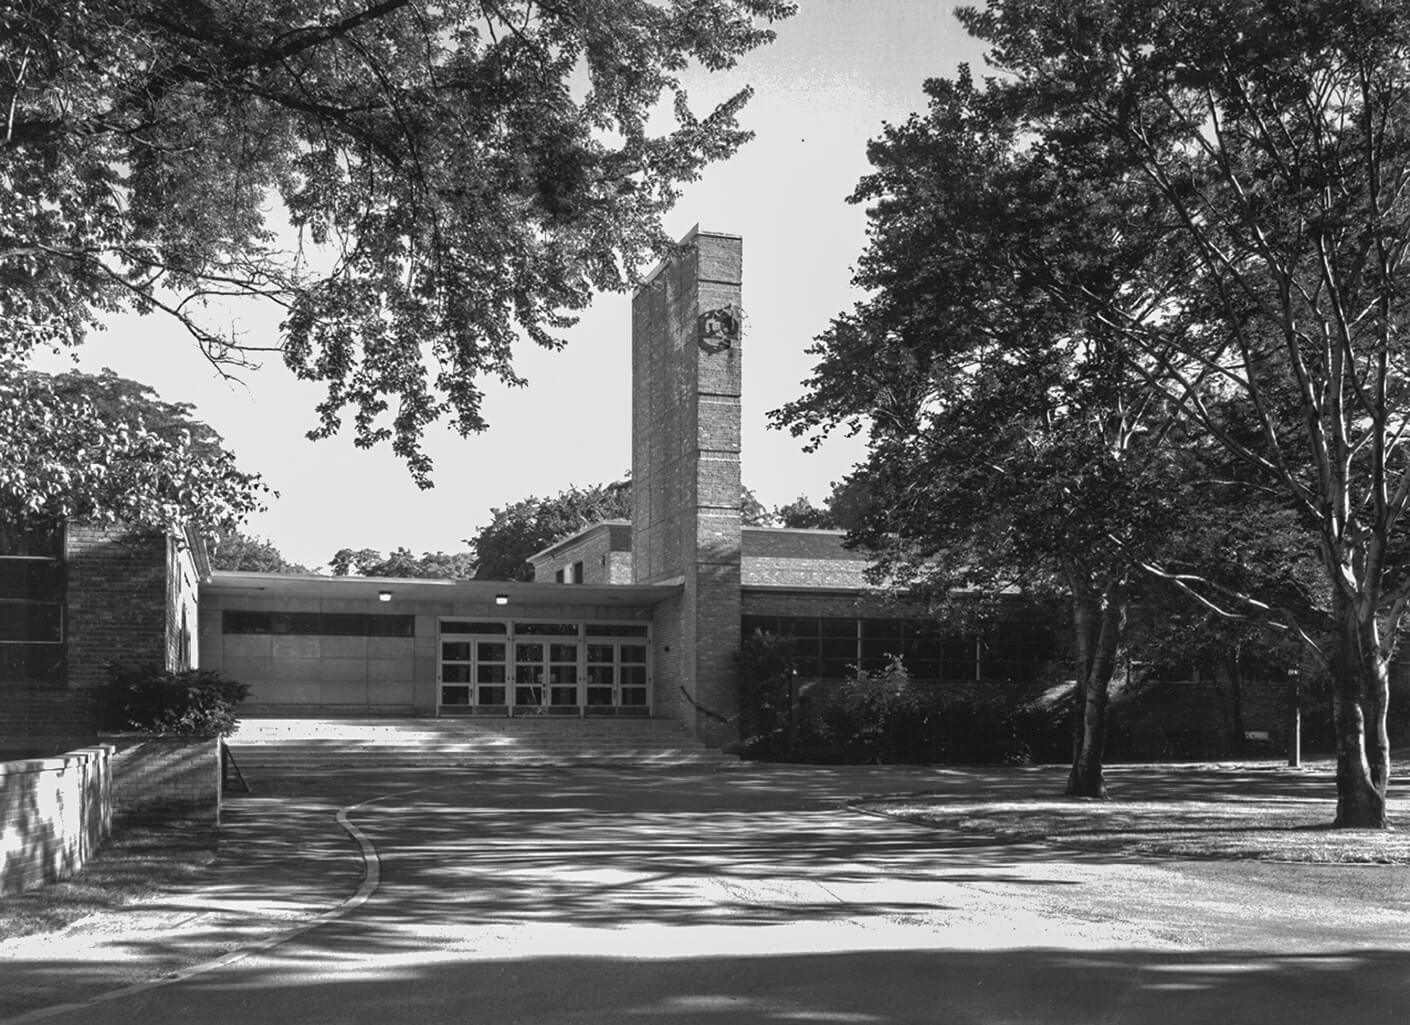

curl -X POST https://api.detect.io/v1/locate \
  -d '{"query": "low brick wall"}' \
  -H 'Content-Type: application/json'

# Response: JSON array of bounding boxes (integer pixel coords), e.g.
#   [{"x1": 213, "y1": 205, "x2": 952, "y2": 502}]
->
[
  {"x1": 0, "y1": 745, "x2": 113, "y2": 896},
  {"x1": 104, "y1": 735, "x2": 223, "y2": 825}
]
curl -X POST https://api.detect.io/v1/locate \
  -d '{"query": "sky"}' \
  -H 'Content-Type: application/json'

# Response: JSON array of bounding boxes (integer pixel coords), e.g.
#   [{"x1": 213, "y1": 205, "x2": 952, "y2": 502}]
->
[{"x1": 34, "y1": 1, "x2": 989, "y2": 572}]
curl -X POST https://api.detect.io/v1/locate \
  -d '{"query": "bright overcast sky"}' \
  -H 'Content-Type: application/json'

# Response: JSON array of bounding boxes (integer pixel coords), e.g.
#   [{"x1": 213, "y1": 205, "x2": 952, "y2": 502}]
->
[{"x1": 34, "y1": 1, "x2": 989, "y2": 571}]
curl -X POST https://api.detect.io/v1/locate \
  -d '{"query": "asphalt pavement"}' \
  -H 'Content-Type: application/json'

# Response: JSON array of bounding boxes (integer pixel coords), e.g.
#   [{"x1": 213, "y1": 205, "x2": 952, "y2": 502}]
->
[{"x1": 2, "y1": 763, "x2": 1409, "y2": 1025}]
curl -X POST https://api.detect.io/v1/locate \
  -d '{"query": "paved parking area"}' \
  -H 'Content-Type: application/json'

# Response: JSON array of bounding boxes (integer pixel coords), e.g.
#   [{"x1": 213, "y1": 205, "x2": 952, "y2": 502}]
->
[{"x1": 3, "y1": 764, "x2": 1409, "y2": 1024}]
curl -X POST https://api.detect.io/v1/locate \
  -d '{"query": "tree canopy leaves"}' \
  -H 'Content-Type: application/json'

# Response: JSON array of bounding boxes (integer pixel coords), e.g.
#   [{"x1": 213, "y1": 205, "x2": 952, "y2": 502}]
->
[
  {"x1": 1, "y1": 0, "x2": 795, "y2": 484},
  {"x1": 0, "y1": 363, "x2": 268, "y2": 533}
]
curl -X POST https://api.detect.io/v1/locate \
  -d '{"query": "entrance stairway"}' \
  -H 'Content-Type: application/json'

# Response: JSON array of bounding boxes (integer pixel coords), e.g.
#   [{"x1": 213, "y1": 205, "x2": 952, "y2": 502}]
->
[{"x1": 225, "y1": 716, "x2": 732, "y2": 772}]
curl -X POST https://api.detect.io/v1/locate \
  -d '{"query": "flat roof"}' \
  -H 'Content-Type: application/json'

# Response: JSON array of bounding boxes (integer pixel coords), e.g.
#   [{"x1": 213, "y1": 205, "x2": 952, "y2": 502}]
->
[{"x1": 203, "y1": 571, "x2": 681, "y2": 607}]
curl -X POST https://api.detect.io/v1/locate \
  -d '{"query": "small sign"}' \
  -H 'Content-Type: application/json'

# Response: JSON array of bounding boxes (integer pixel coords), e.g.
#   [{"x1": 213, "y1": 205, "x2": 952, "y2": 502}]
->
[{"x1": 1244, "y1": 730, "x2": 1271, "y2": 741}]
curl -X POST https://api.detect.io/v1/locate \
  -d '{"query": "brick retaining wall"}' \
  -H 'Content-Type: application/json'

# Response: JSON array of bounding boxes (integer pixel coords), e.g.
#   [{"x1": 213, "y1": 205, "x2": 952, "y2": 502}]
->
[
  {"x1": 104, "y1": 735, "x2": 222, "y2": 825},
  {"x1": 0, "y1": 745, "x2": 112, "y2": 896}
]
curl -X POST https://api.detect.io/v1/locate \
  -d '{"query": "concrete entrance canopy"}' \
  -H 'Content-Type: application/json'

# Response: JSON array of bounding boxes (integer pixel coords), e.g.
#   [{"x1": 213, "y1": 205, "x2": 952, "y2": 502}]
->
[{"x1": 200, "y1": 572, "x2": 682, "y2": 717}]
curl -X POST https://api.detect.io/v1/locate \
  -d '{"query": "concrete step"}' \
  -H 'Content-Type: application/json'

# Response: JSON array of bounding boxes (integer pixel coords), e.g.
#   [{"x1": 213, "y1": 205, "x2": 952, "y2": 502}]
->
[{"x1": 225, "y1": 717, "x2": 731, "y2": 770}]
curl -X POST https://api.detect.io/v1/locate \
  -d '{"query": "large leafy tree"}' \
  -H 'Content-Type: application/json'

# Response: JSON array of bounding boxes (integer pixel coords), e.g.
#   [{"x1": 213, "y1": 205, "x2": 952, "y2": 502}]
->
[
  {"x1": 0, "y1": 363, "x2": 267, "y2": 533},
  {"x1": 953, "y1": 0, "x2": 1410, "y2": 827},
  {"x1": 775, "y1": 69, "x2": 1212, "y2": 797},
  {"x1": 1, "y1": 0, "x2": 795, "y2": 483}
]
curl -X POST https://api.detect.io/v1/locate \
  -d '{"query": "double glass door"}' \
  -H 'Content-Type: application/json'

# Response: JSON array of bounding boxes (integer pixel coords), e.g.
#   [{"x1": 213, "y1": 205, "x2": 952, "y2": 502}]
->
[{"x1": 438, "y1": 620, "x2": 650, "y2": 716}]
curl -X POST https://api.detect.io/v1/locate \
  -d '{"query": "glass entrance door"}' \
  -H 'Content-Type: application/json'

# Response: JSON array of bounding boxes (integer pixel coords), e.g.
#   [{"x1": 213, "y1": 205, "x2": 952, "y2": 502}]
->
[
  {"x1": 439, "y1": 621, "x2": 508, "y2": 714},
  {"x1": 584, "y1": 639, "x2": 651, "y2": 716},
  {"x1": 440, "y1": 620, "x2": 649, "y2": 716}
]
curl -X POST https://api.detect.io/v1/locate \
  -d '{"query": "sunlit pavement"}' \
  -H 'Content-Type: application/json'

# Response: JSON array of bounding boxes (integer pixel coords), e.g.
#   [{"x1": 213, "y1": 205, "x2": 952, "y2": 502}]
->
[{"x1": 4, "y1": 764, "x2": 1410, "y2": 1024}]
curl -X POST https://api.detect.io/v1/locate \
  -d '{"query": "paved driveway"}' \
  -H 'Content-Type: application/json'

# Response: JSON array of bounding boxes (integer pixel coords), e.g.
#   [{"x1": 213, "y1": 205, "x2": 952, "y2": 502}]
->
[{"x1": 4, "y1": 764, "x2": 1410, "y2": 1024}]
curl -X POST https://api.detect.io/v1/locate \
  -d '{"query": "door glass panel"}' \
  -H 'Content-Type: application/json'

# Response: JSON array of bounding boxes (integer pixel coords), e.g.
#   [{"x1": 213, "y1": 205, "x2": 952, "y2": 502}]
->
[
  {"x1": 442, "y1": 641, "x2": 471, "y2": 662},
  {"x1": 548, "y1": 642, "x2": 579, "y2": 707}
]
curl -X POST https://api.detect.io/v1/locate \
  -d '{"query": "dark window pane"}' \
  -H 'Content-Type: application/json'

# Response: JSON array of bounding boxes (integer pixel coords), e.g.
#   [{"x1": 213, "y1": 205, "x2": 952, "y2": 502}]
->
[
  {"x1": 442, "y1": 620, "x2": 508, "y2": 635},
  {"x1": 0, "y1": 602, "x2": 61, "y2": 642},
  {"x1": 584, "y1": 624, "x2": 649, "y2": 637},
  {"x1": 223, "y1": 610, "x2": 271, "y2": 634},
  {"x1": 442, "y1": 664, "x2": 472, "y2": 683},
  {"x1": 318, "y1": 613, "x2": 366, "y2": 636},
  {"x1": 0, "y1": 560, "x2": 63, "y2": 602},
  {"x1": 516, "y1": 622, "x2": 579, "y2": 636},
  {"x1": 741, "y1": 616, "x2": 777, "y2": 636},
  {"x1": 367, "y1": 615, "x2": 415, "y2": 637},
  {"x1": 0, "y1": 643, "x2": 65, "y2": 685},
  {"x1": 549, "y1": 643, "x2": 578, "y2": 662},
  {"x1": 818, "y1": 657, "x2": 856, "y2": 679},
  {"x1": 441, "y1": 686, "x2": 471, "y2": 706},
  {"x1": 0, "y1": 521, "x2": 62, "y2": 558},
  {"x1": 860, "y1": 619, "x2": 902, "y2": 642},
  {"x1": 819, "y1": 618, "x2": 858, "y2": 639},
  {"x1": 442, "y1": 642, "x2": 471, "y2": 662},
  {"x1": 777, "y1": 617, "x2": 819, "y2": 639}
]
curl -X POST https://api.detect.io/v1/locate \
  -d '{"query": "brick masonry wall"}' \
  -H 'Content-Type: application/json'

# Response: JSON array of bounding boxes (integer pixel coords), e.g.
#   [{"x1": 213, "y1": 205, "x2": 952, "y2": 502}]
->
[
  {"x1": 1, "y1": 522, "x2": 174, "y2": 748},
  {"x1": 632, "y1": 229, "x2": 743, "y2": 746},
  {"x1": 530, "y1": 527, "x2": 618, "y2": 585},
  {"x1": 742, "y1": 589, "x2": 933, "y2": 621},
  {"x1": 106, "y1": 735, "x2": 221, "y2": 824},
  {"x1": 66, "y1": 524, "x2": 169, "y2": 692},
  {"x1": 742, "y1": 557, "x2": 873, "y2": 589},
  {"x1": 0, "y1": 745, "x2": 112, "y2": 895}
]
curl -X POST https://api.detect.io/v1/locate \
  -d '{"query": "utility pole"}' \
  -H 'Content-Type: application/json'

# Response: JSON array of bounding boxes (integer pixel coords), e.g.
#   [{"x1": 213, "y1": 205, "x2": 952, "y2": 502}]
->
[{"x1": 1286, "y1": 668, "x2": 1301, "y2": 768}]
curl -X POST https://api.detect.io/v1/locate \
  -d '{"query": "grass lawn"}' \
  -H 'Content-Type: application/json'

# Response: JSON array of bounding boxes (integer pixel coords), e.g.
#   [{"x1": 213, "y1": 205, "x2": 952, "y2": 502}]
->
[
  {"x1": 861, "y1": 760, "x2": 1410, "y2": 864},
  {"x1": 0, "y1": 820, "x2": 218, "y2": 941}
]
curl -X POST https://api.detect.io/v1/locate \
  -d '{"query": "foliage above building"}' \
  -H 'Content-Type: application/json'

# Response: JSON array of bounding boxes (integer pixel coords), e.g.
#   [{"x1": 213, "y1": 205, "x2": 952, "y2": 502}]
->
[
  {"x1": 0, "y1": 0, "x2": 796, "y2": 485},
  {"x1": 0, "y1": 365, "x2": 267, "y2": 534}
]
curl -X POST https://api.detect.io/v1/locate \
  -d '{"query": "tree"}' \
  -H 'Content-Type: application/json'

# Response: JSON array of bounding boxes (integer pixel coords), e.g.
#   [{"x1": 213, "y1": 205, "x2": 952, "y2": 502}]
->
[
  {"x1": 1, "y1": 0, "x2": 796, "y2": 484},
  {"x1": 468, "y1": 478, "x2": 633, "y2": 580},
  {"x1": 208, "y1": 527, "x2": 309, "y2": 573},
  {"x1": 0, "y1": 363, "x2": 267, "y2": 533},
  {"x1": 773, "y1": 496, "x2": 835, "y2": 529},
  {"x1": 772, "y1": 477, "x2": 874, "y2": 530},
  {"x1": 329, "y1": 545, "x2": 475, "y2": 578},
  {"x1": 955, "y1": 0, "x2": 1410, "y2": 827},
  {"x1": 773, "y1": 68, "x2": 1208, "y2": 797}
]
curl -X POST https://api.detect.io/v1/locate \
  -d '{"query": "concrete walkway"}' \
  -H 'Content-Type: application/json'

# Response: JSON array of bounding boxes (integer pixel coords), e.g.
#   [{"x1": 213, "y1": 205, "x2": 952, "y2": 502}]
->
[{"x1": 3, "y1": 764, "x2": 1409, "y2": 1024}]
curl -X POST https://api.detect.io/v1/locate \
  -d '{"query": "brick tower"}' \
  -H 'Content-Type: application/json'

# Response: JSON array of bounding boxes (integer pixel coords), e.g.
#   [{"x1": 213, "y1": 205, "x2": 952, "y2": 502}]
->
[{"x1": 631, "y1": 228, "x2": 743, "y2": 747}]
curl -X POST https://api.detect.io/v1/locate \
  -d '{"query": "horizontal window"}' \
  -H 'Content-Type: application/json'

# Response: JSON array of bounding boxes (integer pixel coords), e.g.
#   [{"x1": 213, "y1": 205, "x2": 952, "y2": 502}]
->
[
  {"x1": 442, "y1": 620, "x2": 509, "y2": 635},
  {"x1": 0, "y1": 602, "x2": 61, "y2": 643},
  {"x1": 515, "y1": 622, "x2": 579, "y2": 636},
  {"x1": 0, "y1": 642, "x2": 65, "y2": 686},
  {"x1": 223, "y1": 611, "x2": 415, "y2": 637},
  {"x1": 0, "y1": 521, "x2": 62, "y2": 559},
  {"x1": 0, "y1": 560, "x2": 63, "y2": 602},
  {"x1": 584, "y1": 624, "x2": 649, "y2": 637}
]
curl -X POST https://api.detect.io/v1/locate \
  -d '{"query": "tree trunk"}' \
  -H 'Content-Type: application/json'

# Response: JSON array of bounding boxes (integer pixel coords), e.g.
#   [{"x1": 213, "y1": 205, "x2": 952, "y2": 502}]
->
[
  {"x1": 1066, "y1": 585, "x2": 1124, "y2": 799},
  {"x1": 1329, "y1": 592, "x2": 1390, "y2": 828},
  {"x1": 1223, "y1": 648, "x2": 1247, "y2": 758}
]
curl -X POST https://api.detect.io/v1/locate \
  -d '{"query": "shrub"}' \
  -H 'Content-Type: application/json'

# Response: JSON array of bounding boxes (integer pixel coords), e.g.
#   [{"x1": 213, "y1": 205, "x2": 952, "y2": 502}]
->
[
  {"x1": 736, "y1": 630, "x2": 797, "y2": 758},
  {"x1": 92, "y1": 664, "x2": 250, "y2": 737}
]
